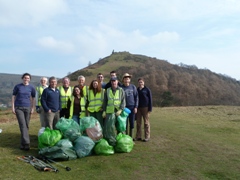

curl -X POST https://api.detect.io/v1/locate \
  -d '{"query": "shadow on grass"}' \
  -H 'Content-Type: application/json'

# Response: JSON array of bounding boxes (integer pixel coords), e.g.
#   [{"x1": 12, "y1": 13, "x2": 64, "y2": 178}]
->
[{"x1": 0, "y1": 132, "x2": 39, "y2": 156}]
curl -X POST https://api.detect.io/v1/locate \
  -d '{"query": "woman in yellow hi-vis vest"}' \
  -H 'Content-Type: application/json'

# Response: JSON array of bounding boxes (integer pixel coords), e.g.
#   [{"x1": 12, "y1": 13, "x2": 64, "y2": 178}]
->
[
  {"x1": 87, "y1": 80, "x2": 105, "y2": 128},
  {"x1": 102, "y1": 77, "x2": 125, "y2": 146},
  {"x1": 69, "y1": 86, "x2": 87, "y2": 125}
]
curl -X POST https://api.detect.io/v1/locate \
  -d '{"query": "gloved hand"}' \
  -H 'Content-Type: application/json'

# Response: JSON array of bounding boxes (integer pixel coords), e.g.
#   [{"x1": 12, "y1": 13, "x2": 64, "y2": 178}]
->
[
  {"x1": 36, "y1": 106, "x2": 40, "y2": 113},
  {"x1": 102, "y1": 111, "x2": 106, "y2": 118},
  {"x1": 115, "y1": 110, "x2": 122, "y2": 116}
]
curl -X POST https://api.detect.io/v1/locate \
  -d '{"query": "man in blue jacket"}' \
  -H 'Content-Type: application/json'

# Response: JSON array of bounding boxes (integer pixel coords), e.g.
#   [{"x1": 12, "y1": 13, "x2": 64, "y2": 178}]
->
[{"x1": 41, "y1": 76, "x2": 61, "y2": 130}]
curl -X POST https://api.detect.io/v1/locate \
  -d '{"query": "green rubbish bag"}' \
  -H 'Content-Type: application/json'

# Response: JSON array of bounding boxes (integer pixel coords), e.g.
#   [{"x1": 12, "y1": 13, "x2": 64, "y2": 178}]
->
[
  {"x1": 115, "y1": 133, "x2": 134, "y2": 153},
  {"x1": 79, "y1": 116, "x2": 103, "y2": 142},
  {"x1": 38, "y1": 127, "x2": 62, "y2": 149},
  {"x1": 103, "y1": 113, "x2": 117, "y2": 146},
  {"x1": 56, "y1": 139, "x2": 73, "y2": 149},
  {"x1": 55, "y1": 117, "x2": 81, "y2": 142},
  {"x1": 74, "y1": 136, "x2": 95, "y2": 158},
  {"x1": 94, "y1": 138, "x2": 114, "y2": 155},
  {"x1": 39, "y1": 146, "x2": 77, "y2": 160},
  {"x1": 116, "y1": 108, "x2": 131, "y2": 132}
]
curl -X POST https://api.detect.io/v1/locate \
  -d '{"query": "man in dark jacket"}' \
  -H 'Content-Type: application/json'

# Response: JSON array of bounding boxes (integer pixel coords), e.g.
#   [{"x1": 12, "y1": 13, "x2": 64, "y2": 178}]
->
[
  {"x1": 41, "y1": 76, "x2": 61, "y2": 130},
  {"x1": 104, "y1": 70, "x2": 122, "y2": 89}
]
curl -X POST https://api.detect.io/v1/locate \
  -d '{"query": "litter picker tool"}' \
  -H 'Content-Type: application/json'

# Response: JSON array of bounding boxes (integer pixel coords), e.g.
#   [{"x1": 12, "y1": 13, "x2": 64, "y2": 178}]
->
[
  {"x1": 45, "y1": 158, "x2": 71, "y2": 171},
  {"x1": 17, "y1": 155, "x2": 59, "y2": 172}
]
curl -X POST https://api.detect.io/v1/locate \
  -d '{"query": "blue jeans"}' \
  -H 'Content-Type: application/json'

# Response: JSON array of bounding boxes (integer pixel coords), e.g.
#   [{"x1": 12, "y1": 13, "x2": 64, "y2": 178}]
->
[
  {"x1": 126, "y1": 106, "x2": 135, "y2": 129},
  {"x1": 72, "y1": 115, "x2": 80, "y2": 125}
]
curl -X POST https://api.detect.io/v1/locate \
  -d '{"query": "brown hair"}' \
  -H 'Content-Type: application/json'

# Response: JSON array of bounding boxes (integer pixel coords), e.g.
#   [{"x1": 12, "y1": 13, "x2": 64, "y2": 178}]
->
[
  {"x1": 89, "y1": 80, "x2": 101, "y2": 93},
  {"x1": 138, "y1": 77, "x2": 144, "y2": 82},
  {"x1": 72, "y1": 85, "x2": 81, "y2": 97}
]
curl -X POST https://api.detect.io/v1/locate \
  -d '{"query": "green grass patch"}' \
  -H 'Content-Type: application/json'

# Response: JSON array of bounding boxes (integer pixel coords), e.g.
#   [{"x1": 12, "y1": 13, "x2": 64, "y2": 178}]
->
[{"x1": 0, "y1": 106, "x2": 240, "y2": 179}]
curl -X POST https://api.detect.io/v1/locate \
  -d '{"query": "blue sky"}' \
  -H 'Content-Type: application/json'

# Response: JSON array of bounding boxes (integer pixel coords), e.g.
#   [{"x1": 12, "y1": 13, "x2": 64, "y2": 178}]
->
[{"x1": 0, "y1": 0, "x2": 240, "y2": 80}]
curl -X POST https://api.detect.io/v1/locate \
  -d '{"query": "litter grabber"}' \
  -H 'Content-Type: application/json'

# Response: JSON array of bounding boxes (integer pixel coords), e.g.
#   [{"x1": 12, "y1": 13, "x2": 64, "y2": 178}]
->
[
  {"x1": 38, "y1": 155, "x2": 71, "y2": 171},
  {"x1": 17, "y1": 155, "x2": 59, "y2": 172}
]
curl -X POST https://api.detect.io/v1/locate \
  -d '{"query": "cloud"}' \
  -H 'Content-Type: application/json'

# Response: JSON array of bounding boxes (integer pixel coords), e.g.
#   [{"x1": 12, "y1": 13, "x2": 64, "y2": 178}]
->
[
  {"x1": 37, "y1": 36, "x2": 75, "y2": 53},
  {"x1": 0, "y1": 0, "x2": 68, "y2": 27},
  {"x1": 75, "y1": 24, "x2": 180, "y2": 57},
  {"x1": 198, "y1": 28, "x2": 237, "y2": 40}
]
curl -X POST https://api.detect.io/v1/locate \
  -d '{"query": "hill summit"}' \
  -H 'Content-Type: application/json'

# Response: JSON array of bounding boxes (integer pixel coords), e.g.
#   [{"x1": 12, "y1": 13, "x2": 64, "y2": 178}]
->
[{"x1": 67, "y1": 51, "x2": 240, "y2": 106}]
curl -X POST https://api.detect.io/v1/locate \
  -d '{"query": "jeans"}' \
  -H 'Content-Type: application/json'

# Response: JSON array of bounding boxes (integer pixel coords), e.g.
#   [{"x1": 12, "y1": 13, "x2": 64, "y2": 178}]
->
[
  {"x1": 126, "y1": 106, "x2": 136, "y2": 130},
  {"x1": 72, "y1": 115, "x2": 80, "y2": 125}
]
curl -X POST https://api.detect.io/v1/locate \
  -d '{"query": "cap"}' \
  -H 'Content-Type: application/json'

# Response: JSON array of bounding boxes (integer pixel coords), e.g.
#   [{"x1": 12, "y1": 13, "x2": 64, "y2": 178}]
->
[
  {"x1": 122, "y1": 73, "x2": 132, "y2": 81},
  {"x1": 111, "y1": 77, "x2": 118, "y2": 81}
]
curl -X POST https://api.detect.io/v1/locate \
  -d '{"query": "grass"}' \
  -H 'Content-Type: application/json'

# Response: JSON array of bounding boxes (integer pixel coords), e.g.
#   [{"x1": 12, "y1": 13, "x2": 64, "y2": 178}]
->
[{"x1": 0, "y1": 106, "x2": 240, "y2": 179}]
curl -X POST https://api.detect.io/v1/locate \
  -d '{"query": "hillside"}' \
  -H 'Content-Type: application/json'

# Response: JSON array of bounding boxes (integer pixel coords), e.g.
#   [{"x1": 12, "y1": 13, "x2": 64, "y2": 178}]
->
[
  {"x1": 68, "y1": 51, "x2": 240, "y2": 106},
  {"x1": 0, "y1": 73, "x2": 42, "y2": 106},
  {"x1": 1, "y1": 51, "x2": 240, "y2": 107}
]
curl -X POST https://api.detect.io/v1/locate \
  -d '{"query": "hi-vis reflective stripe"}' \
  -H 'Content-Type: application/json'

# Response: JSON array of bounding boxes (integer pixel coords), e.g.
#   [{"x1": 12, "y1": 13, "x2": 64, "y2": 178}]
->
[
  {"x1": 58, "y1": 86, "x2": 73, "y2": 108},
  {"x1": 36, "y1": 86, "x2": 45, "y2": 106},
  {"x1": 106, "y1": 88, "x2": 121, "y2": 113},
  {"x1": 87, "y1": 89, "x2": 104, "y2": 112},
  {"x1": 80, "y1": 96, "x2": 86, "y2": 111},
  {"x1": 88, "y1": 90, "x2": 104, "y2": 105}
]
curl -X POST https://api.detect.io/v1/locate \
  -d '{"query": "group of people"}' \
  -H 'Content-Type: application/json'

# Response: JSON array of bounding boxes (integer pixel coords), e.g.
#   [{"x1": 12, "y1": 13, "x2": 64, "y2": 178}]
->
[{"x1": 11, "y1": 71, "x2": 152, "y2": 150}]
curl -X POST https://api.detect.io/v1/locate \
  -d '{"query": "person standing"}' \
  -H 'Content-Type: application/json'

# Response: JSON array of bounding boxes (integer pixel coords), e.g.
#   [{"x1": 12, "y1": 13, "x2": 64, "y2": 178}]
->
[
  {"x1": 58, "y1": 77, "x2": 73, "y2": 118},
  {"x1": 87, "y1": 80, "x2": 105, "y2": 128},
  {"x1": 121, "y1": 73, "x2": 138, "y2": 137},
  {"x1": 135, "y1": 78, "x2": 152, "y2": 142},
  {"x1": 69, "y1": 86, "x2": 87, "y2": 125},
  {"x1": 35, "y1": 77, "x2": 48, "y2": 127},
  {"x1": 41, "y1": 76, "x2": 61, "y2": 130},
  {"x1": 12, "y1": 73, "x2": 36, "y2": 151},
  {"x1": 102, "y1": 77, "x2": 125, "y2": 146},
  {"x1": 97, "y1": 73, "x2": 106, "y2": 88},
  {"x1": 104, "y1": 71, "x2": 122, "y2": 89},
  {"x1": 77, "y1": 75, "x2": 88, "y2": 98}
]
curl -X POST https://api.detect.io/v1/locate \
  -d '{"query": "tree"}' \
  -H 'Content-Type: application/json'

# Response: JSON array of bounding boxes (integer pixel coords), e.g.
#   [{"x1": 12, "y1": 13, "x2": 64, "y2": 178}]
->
[
  {"x1": 160, "y1": 91, "x2": 174, "y2": 107},
  {"x1": 88, "y1": 61, "x2": 92, "y2": 66}
]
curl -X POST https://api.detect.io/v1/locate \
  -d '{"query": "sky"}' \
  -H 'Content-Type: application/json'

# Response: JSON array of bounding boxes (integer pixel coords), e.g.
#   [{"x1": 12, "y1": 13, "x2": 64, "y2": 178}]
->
[{"x1": 0, "y1": 0, "x2": 240, "y2": 80}]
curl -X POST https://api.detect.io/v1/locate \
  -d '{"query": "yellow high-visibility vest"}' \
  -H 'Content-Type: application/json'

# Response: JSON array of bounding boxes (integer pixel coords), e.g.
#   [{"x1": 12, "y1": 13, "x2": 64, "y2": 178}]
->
[
  {"x1": 58, "y1": 86, "x2": 73, "y2": 108},
  {"x1": 82, "y1": 86, "x2": 88, "y2": 97},
  {"x1": 87, "y1": 89, "x2": 104, "y2": 113},
  {"x1": 106, "y1": 88, "x2": 121, "y2": 113},
  {"x1": 69, "y1": 96, "x2": 86, "y2": 119},
  {"x1": 36, "y1": 86, "x2": 45, "y2": 106}
]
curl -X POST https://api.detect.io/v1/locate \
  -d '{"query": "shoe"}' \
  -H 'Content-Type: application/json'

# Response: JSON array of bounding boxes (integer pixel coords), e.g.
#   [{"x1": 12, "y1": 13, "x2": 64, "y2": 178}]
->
[
  {"x1": 142, "y1": 139, "x2": 149, "y2": 142},
  {"x1": 24, "y1": 147, "x2": 30, "y2": 151},
  {"x1": 133, "y1": 138, "x2": 142, "y2": 141},
  {"x1": 20, "y1": 144, "x2": 30, "y2": 150}
]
